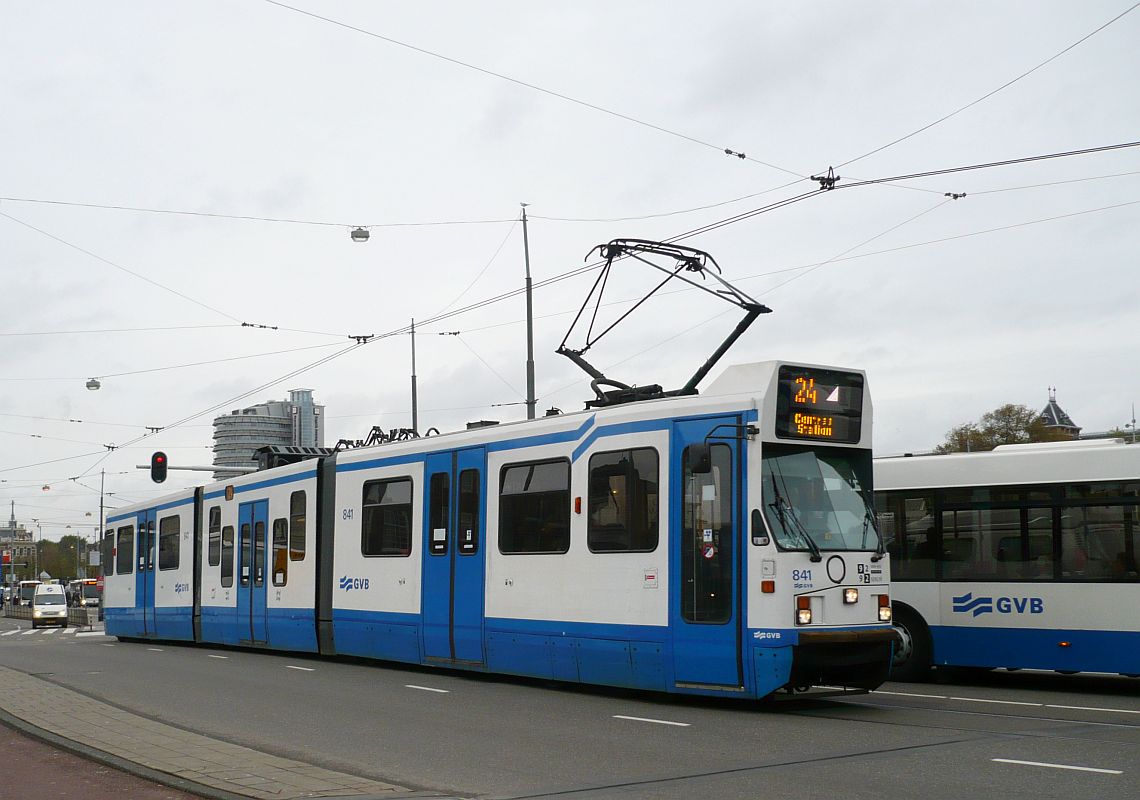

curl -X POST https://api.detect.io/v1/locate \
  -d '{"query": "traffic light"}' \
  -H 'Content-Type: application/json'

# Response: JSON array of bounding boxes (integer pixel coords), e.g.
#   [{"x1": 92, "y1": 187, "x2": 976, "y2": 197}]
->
[{"x1": 150, "y1": 451, "x2": 168, "y2": 483}]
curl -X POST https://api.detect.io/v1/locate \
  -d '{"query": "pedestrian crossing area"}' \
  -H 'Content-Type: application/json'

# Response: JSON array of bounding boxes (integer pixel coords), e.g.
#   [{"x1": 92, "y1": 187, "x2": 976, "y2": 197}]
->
[{"x1": 2, "y1": 627, "x2": 106, "y2": 637}]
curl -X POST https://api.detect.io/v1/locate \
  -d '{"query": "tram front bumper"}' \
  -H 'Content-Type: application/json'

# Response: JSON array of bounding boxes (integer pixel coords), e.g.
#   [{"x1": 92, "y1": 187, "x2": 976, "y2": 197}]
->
[{"x1": 789, "y1": 628, "x2": 895, "y2": 690}]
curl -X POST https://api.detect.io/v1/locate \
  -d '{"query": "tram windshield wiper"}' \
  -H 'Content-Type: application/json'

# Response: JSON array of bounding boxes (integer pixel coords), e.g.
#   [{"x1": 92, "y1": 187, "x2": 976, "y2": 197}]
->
[
  {"x1": 768, "y1": 475, "x2": 823, "y2": 562},
  {"x1": 862, "y1": 508, "x2": 885, "y2": 561}
]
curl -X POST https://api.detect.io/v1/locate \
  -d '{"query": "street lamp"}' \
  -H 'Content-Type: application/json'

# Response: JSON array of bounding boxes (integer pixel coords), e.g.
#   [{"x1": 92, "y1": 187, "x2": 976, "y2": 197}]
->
[
  {"x1": 350, "y1": 227, "x2": 370, "y2": 242},
  {"x1": 86, "y1": 378, "x2": 101, "y2": 390},
  {"x1": 1126, "y1": 404, "x2": 1137, "y2": 445}
]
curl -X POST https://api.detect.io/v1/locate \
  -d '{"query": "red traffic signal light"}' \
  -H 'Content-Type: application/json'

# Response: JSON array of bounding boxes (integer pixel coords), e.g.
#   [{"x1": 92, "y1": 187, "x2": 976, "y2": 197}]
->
[{"x1": 150, "y1": 451, "x2": 168, "y2": 483}]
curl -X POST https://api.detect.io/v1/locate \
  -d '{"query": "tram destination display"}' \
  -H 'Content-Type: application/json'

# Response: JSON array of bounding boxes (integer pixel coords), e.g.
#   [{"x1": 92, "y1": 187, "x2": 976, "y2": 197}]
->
[{"x1": 774, "y1": 366, "x2": 864, "y2": 443}]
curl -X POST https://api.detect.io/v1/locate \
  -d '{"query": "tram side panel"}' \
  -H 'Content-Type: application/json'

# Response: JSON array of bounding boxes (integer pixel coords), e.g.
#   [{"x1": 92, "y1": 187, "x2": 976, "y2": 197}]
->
[
  {"x1": 263, "y1": 474, "x2": 319, "y2": 652},
  {"x1": 152, "y1": 499, "x2": 196, "y2": 641},
  {"x1": 198, "y1": 464, "x2": 321, "y2": 650},
  {"x1": 484, "y1": 431, "x2": 671, "y2": 691},
  {"x1": 103, "y1": 517, "x2": 137, "y2": 636},
  {"x1": 329, "y1": 458, "x2": 425, "y2": 664},
  {"x1": 199, "y1": 491, "x2": 237, "y2": 645}
]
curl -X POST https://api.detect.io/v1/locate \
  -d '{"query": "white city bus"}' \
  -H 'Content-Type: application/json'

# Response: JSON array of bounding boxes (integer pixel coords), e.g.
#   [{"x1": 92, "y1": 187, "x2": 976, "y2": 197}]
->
[{"x1": 874, "y1": 439, "x2": 1139, "y2": 680}]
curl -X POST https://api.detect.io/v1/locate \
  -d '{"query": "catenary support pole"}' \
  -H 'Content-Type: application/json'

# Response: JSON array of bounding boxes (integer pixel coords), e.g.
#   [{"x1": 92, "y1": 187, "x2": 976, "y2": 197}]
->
[
  {"x1": 411, "y1": 318, "x2": 419, "y2": 434},
  {"x1": 522, "y1": 204, "x2": 536, "y2": 420}
]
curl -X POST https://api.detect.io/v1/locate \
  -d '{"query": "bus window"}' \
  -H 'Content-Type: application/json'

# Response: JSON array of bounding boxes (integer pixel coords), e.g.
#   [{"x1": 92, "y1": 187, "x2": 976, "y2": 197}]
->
[
  {"x1": 874, "y1": 492, "x2": 935, "y2": 580},
  {"x1": 1061, "y1": 505, "x2": 1138, "y2": 581}
]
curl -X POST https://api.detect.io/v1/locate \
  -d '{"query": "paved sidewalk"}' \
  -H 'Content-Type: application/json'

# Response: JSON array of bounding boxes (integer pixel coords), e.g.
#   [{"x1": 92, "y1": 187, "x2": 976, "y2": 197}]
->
[{"x1": 0, "y1": 665, "x2": 426, "y2": 800}]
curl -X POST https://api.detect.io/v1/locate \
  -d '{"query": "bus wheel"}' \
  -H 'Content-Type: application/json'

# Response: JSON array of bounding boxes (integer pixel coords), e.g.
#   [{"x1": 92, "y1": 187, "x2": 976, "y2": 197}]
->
[{"x1": 890, "y1": 606, "x2": 932, "y2": 682}]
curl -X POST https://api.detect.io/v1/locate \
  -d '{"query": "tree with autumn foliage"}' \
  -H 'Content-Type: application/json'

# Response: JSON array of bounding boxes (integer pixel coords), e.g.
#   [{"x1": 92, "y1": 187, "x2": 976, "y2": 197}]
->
[{"x1": 935, "y1": 404, "x2": 1073, "y2": 454}]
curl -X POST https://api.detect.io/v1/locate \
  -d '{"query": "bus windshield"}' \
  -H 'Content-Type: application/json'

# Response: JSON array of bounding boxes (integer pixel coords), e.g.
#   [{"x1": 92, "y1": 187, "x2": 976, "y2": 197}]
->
[{"x1": 762, "y1": 445, "x2": 881, "y2": 553}]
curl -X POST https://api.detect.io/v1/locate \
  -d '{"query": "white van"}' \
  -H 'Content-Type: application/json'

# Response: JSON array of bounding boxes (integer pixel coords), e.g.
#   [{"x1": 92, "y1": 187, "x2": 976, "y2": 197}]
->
[{"x1": 31, "y1": 583, "x2": 68, "y2": 629}]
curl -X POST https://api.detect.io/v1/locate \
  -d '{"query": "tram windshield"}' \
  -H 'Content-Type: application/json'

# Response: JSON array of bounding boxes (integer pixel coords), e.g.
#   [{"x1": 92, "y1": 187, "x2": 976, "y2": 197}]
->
[{"x1": 762, "y1": 445, "x2": 882, "y2": 553}]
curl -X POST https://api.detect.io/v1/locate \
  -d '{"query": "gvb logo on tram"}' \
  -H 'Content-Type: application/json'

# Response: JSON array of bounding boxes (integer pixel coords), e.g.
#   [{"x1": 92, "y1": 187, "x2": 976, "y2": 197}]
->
[
  {"x1": 339, "y1": 576, "x2": 370, "y2": 591},
  {"x1": 952, "y1": 592, "x2": 1044, "y2": 618}
]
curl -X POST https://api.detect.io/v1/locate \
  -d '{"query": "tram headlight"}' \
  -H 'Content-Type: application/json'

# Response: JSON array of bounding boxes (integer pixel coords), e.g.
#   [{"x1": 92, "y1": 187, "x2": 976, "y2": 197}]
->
[
  {"x1": 796, "y1": 596, "x2": 812, "y2": 625},
  {"x1": 878, "y1": 594, "x2": 892, "y2": 622},
  {"x1": 844, "y1": 588, "x2": 859, "y2": 604}
]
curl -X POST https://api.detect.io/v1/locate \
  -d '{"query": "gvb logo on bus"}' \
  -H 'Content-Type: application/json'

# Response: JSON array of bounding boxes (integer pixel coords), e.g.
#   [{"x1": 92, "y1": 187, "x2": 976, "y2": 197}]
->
[
  {"x1": 952, "y1": 592, "x2": 1044, "y2": 618},
  {"x1": 338, "y1": 576, "x2": 370, "y2": 591}
]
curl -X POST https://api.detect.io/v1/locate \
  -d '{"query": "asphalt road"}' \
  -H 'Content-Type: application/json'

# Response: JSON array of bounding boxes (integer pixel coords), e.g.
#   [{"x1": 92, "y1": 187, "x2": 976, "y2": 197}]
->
[{"x1": 2, "y1": 617, "x2": 1137, "y2": 800}]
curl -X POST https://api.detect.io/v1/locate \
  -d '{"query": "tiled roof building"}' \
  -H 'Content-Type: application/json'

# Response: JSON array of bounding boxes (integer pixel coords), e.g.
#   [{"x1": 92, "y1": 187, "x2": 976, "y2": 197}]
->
[{"x1": 1039, "y1": 386, "x2": 1080, "y2": 439}]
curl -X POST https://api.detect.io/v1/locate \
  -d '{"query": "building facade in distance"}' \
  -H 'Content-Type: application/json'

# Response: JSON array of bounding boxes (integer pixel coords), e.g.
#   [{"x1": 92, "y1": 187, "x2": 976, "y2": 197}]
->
[
  {"x1": 212, "y1": 389, "x2": 324, "y2": 479},
  {"x1": 1, "y1": 502, "x2": 35, "y2": 582}
]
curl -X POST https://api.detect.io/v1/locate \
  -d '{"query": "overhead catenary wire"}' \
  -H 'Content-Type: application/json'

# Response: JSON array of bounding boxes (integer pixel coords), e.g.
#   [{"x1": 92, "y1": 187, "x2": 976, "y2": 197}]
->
[
  {"x1": 4, "y1": 141, "x2": 1137, "y2": 476},
  {"x1": 261, "y1": 0, "x2": 804, "y2": 178},
  {"x1": 0, "y1": 210, "x2": 243, "y2": 323},
  {"x1": 0, "y1": 323, "x2": 242, "y2": 337},
  {"x1": 0, "y1": 341, "x2": 346, "y2": 382},
  {"x1": 834, "y1": 3, "x2": 1140, "y2": 169},
  {"x1": 0, "y1": 195, "x2": 517, "y2": 230}
]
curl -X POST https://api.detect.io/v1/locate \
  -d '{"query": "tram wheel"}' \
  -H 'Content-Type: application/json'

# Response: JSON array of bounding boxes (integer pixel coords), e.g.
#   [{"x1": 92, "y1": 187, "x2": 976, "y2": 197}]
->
[{"x1": 890, "y1": 605, "x2": 932, "y2": 682}]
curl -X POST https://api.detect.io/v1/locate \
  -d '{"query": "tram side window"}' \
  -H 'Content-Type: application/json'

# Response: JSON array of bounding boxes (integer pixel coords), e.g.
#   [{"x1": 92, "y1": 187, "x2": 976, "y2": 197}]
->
[
  {"x1": 361, "y1": 478, "x2": 414, "y2": 556},
  {"x1": 428, "y1": 473, "x2": 450, "y2": 556},
  {"x1": 207, "y1": 506, "x2": 221, "y2": 567},
  {"x1": 587, "y1": 448, "x2": 659, "y2": 553},
  {"x1": 272, "y1": 518, "x2": 288, "y2": 586},
  {"x1": 1061, "y1": 504, "x2": 1138, "y2": 581},
  {"x1": 254, "y1": 520, "x2": 265, "y2": 586},
  {"x1": 458, "y1": 469, "x2": 480, "y2": 555},
  {"x1": 101, "y1": 530, "x2": 114, "y2": 577},
  {"x1": 681, "y1": 444, "x2": 733, "y2": 623},
  {"x1": 499, "y1": 459, "x2": 570, "y2": 554},
  {"x1": 289, "y1": 491, "x2": 306, "y2": 561},
  {"x1": 158, "y1": 516, "x2": 180, "y2": 570},
  {"x1": 116, "y1": 526, "x2": 134, "y2": 575},
  {"x1": 220, "y1": 526, "x2": 234, "y2": 587},
  {"x1": 240, "y1": 523, "x2": 251, "y2": 586},
  {"x1": 873, "y1": 492, "x2": 935, "y2": 580}
]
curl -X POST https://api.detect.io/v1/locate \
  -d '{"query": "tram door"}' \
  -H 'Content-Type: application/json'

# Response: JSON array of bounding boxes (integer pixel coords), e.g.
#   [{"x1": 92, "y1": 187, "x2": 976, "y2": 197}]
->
[
  {"x1": 135, "y1": 510, "x2": 156, "y2": 635},
  {"x1": 422, "y1": 447, "x2": 487, "y2": 664},
  {"x1": 671, "y1": 416, "x2": 743, "y2": 688},
  {"x1": 236, "y1": 500, "x2": 269, "y2": 644}
]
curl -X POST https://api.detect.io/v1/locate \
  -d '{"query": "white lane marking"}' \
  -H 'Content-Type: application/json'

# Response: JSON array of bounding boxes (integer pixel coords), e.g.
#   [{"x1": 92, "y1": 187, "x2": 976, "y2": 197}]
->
[
  {"x1": 2, "y1": 630, "x2": 20, "y2": 636},
  {"x1": 950, "y1": 696, "x2": 1042, "y2": 707},
  {"x1": 21, "y1": 629, "x2": 39, "y2": 635},
  {"x1": 147, "y1": 647, "x2": 163, "y2": 652},
  {"x1": 42, "y1": 628, "x2": 59, "y2": 634},
  {"x1": 874, "y1": 690, "x2": 948, "y2": 699},
  {"x1": 613, "y1": 715, "x2": 690, "y2": 727},
  {"x1": 285, "y1": 665, "x2": 314, "y2": 672},
  {"x1": 75, "y1": 631, "x2": 106, "y2": 638},
  {"x1": 207, "y1": 654, "x2": 229, "y2": 659},
  {"x1": 1046, "y1": 704, "x2": 1140, "y2": 715},
  {"x1": 100, "y1": 643, "x2": 115, "y2": 647},
  {"x1": 992, "y1": 758, "x2": 1122, "y2": 775},
  {"x1": 405, "y1": 684, "x2": 449, "y2": 693},
  {"x1": 61, "y1": 628, "x2": 77, "y2": 634}
]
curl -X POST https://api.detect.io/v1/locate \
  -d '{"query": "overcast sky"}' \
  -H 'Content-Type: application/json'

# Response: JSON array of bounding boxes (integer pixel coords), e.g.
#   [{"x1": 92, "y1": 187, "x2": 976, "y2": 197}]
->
[{"x1": 2, "y1": 1, "x2": 1137, "y2": 541}]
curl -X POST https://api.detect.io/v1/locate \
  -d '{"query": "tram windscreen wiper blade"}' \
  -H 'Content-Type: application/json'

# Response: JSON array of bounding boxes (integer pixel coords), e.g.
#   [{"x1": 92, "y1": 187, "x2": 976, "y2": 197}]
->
[
  {"x1": 862, "y1": 508, "x2": 885, "y2": 562},
  {"x1": 768, "y1": 474, "x2": 823, "y2": 562}
]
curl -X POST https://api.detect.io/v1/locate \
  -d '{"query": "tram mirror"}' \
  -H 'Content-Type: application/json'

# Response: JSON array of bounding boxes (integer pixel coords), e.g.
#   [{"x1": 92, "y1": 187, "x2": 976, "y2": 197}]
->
[
  {"x1": 751, "y1": 508, "x2": 770, "y2": 546},
  {"x1": 689, "y1": 443, "x2": 712, "y2": 474}
]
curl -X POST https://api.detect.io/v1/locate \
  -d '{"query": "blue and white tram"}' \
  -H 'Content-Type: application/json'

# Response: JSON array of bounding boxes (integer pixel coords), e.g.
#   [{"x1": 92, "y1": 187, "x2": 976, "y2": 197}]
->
[{"x1": 104, "y1": 361, "x2": 894, "y2": 699}]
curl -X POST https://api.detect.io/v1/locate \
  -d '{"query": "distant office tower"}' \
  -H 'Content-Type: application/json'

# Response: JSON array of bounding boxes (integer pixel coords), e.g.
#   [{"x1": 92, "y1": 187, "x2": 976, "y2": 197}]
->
[{"x1": 212, "y1": 389, "x2": 324, "y2": 479}]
